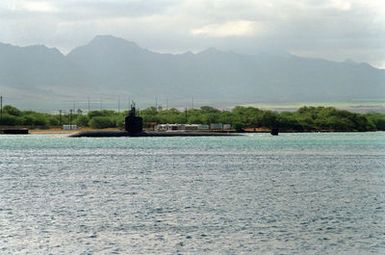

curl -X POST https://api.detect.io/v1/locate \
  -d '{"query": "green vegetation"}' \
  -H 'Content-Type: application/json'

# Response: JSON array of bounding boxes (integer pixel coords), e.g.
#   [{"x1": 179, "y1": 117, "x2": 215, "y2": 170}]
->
[
  {"x1": 0, "y1": 105, "x2": 385, "y2": 132},
  {"x1": 0, "y1": 106, "x2": 125, "y2": 129}
]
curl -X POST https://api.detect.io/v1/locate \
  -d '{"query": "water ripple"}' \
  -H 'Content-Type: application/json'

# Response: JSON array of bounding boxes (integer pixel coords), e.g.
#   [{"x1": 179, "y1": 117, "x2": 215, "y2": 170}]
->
[{"x1": 0, "y1": 133, "x2": 384, "y2": 254}]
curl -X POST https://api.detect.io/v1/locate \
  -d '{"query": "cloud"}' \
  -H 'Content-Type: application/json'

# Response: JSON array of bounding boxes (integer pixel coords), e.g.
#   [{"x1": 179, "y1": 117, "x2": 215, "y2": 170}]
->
[
  {"x1": 20, "y1": 1, "x2": 57, "y2": 13},
  {"x1": 191, "y1": 20, "x2": 261, "y2": 37},
  {"x1": 0, "y1": 0, "x2": 384, "y2": 67},
  {"x1": 1, "y1": 0, "x2": 57, "y2": 13},
  {"x1": 329, "y1": 0, "x2": 352, "y2": 11}
]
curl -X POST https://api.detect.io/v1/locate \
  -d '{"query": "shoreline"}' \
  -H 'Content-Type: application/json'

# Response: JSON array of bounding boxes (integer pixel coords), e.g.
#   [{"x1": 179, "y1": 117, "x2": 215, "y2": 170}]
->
[
  {"x1": 1, "y1": 127, "x2": 383, "y2": 135},
  {"x1": 23, "y1": 128, "x2": 382, "y2": 136},
  {"x1": 69, "y1": 130, "x2": 241, "y2": 137}
]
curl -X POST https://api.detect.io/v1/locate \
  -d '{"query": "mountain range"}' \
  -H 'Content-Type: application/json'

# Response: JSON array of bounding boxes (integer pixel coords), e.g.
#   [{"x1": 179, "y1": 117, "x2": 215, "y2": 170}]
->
[{"x1": 0, "y1": 35, "x2": 384, "y2": 110}]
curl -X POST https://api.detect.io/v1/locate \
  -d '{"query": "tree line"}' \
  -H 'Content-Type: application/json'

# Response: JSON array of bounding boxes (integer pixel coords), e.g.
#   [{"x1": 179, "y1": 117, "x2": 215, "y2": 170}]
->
[{"x1": 0, "y1": 104, "x2": 384, "y2": 132}]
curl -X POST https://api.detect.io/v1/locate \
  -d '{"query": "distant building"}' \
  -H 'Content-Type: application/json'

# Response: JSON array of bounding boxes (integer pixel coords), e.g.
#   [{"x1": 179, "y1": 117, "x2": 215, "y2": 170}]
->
[
  {"x1": 155, "y1": 123, "x2": 232, "y2": 131},
  {"x1": 210, "y1": 123, "x2": 223, "y2": 130},
  {"x1": 156, "y1": 124, "x2": 180, "y2": 131},
  {"x1": 184, "y1": 124, "x2": 199, "y2": 131},
  {"x1": 223, "y1": 124, "x2": 232, "y2": 130},
  {"x1": 155, "y1": 123, "x2": 210, "y2": 131},
  {"x1": 63, "y1": 125, "x2": 79, "y2": 130},
  {"x1": 198, "y1": 124, "x2": 209, "y2": 130}
]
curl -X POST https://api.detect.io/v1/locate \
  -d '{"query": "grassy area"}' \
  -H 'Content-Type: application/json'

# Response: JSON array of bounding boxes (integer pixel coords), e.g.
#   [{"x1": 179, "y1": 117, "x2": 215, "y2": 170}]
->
[{"x1": 242, "y1": 100, "x2": 385, "y2": 113}]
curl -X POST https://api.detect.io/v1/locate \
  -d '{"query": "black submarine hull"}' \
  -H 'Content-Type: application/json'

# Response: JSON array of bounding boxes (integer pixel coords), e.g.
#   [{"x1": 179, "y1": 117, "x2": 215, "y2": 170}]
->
[{"x1": 69, "y1": 131, "x2": 240, "y2": 137}]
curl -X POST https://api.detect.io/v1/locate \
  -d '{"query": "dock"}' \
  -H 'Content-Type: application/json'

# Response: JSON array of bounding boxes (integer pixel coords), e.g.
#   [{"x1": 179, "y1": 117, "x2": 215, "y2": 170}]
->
[{"x1": 1, "y1": 128, "x2": 29, "y2": 134}]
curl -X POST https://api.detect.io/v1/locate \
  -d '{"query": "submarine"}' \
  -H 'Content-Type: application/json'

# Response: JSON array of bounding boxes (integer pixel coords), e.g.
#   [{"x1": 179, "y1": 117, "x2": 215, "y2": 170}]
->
[{"x1": 70, "y1": 104, "x2": 239, "y2": 138}]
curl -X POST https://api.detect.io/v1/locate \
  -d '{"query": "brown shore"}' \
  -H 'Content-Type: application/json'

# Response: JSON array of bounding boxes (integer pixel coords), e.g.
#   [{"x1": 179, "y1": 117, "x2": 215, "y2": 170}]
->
[
  {"x1": 29, "y1": 127, "x2": 121, "y2": 135},
  {"x1": 6, "y1": 127, "x2": 356, "y2": 135},
  {"x1": 69, "y1": 130, "x2": 241, "y2": 137},
  {"x1": 28, "y1": 128, "x2": 239, "y2": 135}
]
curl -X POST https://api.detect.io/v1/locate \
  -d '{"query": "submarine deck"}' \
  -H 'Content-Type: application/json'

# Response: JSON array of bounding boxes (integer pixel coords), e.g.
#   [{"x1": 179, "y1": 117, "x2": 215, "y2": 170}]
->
[{"x1": 69, "y1": 130, "x2": 240, "y2": 137}]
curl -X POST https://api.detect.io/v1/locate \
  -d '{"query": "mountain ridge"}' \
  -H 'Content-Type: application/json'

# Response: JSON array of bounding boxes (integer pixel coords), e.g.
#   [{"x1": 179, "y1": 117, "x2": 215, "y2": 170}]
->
[{"x1": 0, "y1": 35, "x2": 384, "y2": 110}]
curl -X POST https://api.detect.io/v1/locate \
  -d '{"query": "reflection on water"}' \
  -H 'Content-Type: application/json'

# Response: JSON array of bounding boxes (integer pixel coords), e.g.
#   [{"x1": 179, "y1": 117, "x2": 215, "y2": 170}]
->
[{"x1": 0, "y1": 133, "x2": 384, "y2": 254}]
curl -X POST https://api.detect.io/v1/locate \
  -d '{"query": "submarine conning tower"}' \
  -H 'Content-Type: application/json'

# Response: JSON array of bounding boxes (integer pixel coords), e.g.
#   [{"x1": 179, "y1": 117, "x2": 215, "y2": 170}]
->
[{"x1": 124, "y1": 103, "x2": 143, "y2": 134}]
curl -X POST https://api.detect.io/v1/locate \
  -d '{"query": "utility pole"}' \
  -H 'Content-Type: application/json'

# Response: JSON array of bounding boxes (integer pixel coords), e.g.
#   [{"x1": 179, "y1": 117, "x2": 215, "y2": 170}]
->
[
  {"x1": 185, "y1": 107, "x2": 188, "y2": 123},
  {"x1": 118, "y1": 96, "x2": 121, "y2": 113},
  {"x1": 69, "y1": 109, "x2": 73, "y2": 126},
  {"x1": 0, "y1": 96, "x2": 2, "y2": 122},
  {"x1": 155, "y1": 97, "x2": 158, "y2": 110},
  {"x1": 59, "y1": 110, "x2": 62, "y2": 125}
]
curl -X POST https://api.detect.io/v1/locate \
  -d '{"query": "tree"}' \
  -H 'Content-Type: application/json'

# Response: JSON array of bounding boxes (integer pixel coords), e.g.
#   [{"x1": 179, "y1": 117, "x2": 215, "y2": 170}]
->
[
  {"x1": 89, "y1": 117, "x2": 115, "y2": 129},
  {"x1": 3, "y1": 105, "x2": 21, "y2": 116},
  {"x1": 0, "y1": 114, "x2": 20, "y2": 125},
  {"x1": 75, "y1": 115, "x2": 89, "y2": 127}
]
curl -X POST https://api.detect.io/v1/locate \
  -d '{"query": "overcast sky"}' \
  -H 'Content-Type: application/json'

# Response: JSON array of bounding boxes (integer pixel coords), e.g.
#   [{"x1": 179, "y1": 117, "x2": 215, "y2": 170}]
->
[{"x1": 0, "y1": 0, "x2": 384, "y2": 68}]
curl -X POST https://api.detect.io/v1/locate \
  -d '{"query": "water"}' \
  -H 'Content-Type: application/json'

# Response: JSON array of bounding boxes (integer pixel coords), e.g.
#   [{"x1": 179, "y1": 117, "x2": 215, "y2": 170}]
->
[{"x1": 0, "y1": 132, "x2": 384, "y2": 254}]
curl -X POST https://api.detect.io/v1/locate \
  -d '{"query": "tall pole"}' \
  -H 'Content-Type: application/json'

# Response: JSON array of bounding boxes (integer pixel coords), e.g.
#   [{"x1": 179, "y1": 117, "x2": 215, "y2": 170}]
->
[
  {"x1": 185, "y1": 107, "x2": 188, "y2": 123},
  {"x1": 0, "y1": 96, "x2": 2, "y2": 122},
  {"x1": 155, "y1": 97, "x2": 158, "y2": 110},
  {"x1": 69, "y1": 109, "x2": 73, "y2": 126},
  {"x1": 117, "y1": 96, "x2": 120, "y2": 113},
  {"x1": 59, "y1": 110, "x2": 62, "y2": 125}
]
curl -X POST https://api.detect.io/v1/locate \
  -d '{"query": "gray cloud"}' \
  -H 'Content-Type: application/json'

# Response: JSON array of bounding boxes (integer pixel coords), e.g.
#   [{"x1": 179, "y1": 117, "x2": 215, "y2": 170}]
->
[{"x1": 0, "y1": 0, "x2": 384, "y2": 67}]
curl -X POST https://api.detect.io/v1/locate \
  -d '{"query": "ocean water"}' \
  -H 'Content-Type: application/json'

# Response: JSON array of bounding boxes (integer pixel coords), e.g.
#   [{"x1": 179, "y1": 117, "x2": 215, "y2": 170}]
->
[{"x1": 0, "y1": 132, "x2": 384, "y2": 254}]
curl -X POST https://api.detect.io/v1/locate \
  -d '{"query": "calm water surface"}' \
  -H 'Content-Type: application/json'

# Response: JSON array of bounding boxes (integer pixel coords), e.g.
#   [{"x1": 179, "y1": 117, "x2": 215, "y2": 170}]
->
[{"x1": 0, "y1": 132, "x2": 384, "y2": 254}]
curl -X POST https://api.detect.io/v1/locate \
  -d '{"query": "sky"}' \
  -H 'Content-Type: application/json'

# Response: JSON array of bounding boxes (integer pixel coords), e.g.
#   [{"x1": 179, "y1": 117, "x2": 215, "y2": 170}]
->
[{"x1": 0, "y1": 0, "x2": 384, "y2": 68}]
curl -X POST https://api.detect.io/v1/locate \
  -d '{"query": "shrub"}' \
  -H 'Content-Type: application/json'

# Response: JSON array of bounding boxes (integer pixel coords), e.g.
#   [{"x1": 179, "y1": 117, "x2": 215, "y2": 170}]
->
[
  {"x1": 0, "y1": 114, "x2": 21, "y2": 125},
  {"x1": 75, "y1": 115, "x2": 89, "y2": 127},
  {"x1": 89, "y1": 116, "x2": 115, "y2": 129},
  {"x1": 3, "y1": 105, "x2": 22, "y2": 116}
]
